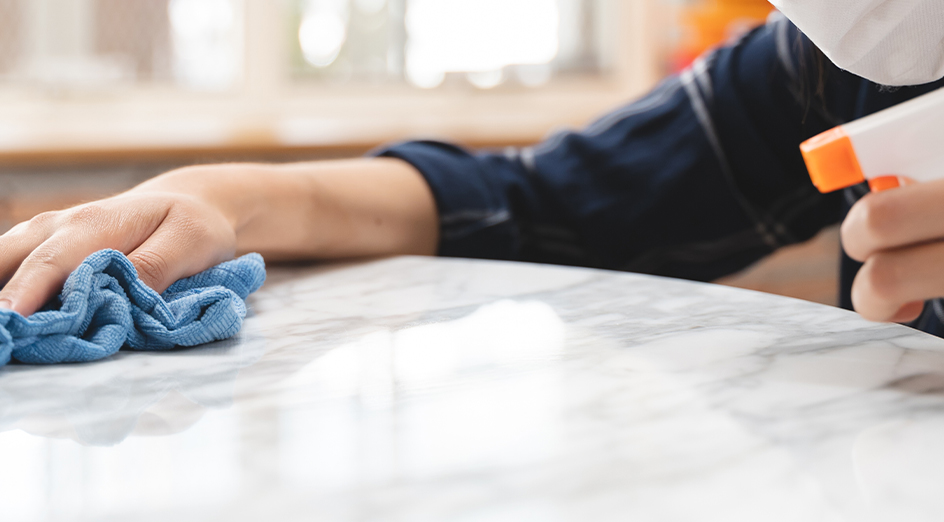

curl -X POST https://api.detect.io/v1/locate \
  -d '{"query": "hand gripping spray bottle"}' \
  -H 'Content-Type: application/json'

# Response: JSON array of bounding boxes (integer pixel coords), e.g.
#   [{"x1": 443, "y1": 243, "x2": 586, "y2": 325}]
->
[{"x1": 801, "y1": 87, "x2": 944, "y2": 193}]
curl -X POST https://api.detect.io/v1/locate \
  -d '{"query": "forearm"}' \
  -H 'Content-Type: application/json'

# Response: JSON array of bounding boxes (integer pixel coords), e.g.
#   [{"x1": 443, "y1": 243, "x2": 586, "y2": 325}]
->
[{"x1": 136, "y1": 157, "x2": 439, "y2": 260}]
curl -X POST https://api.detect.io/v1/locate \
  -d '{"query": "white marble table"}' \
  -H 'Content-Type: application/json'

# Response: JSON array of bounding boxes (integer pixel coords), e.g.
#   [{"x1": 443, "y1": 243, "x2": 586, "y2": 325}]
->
[{"x1": 1, "y1": 257, "x2": 943, "y2": 522}]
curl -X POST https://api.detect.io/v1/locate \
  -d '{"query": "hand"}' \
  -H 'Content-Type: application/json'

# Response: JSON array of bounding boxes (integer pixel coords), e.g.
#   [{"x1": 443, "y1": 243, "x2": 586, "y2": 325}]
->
[
  {"x1": 0, "y1": 158, "x2": 438, "y2": 318},
  {"x1": 841, "y1": 178, "x2": 944, "y2": 323},
  {"x1": 0, "y1": 171, "x2": 238, "y2": 317}
]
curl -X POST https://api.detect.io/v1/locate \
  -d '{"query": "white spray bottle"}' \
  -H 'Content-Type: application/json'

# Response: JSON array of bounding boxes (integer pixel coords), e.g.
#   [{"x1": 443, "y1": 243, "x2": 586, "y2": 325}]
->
[{"x1": 801, "y1": 87, "x2": 944, "y2": 193}]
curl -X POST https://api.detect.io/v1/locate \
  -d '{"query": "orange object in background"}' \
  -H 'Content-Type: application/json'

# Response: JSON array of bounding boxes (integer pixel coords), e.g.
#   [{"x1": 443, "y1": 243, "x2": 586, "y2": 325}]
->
[{"x1": 672, "y1": 0, "x2": 774, "y2": 72}]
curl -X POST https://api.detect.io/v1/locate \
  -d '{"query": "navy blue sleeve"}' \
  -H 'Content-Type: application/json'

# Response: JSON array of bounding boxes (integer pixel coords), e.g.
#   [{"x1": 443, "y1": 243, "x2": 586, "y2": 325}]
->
[{"x1": 377, "y1": 16, "x2": 855, "y2": 282}]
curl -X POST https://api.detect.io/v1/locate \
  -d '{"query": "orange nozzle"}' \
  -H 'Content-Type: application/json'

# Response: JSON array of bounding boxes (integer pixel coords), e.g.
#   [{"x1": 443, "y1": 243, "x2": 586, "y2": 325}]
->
[{"x1": 800, "y1": 127, "x2": 866, "y2": 193}]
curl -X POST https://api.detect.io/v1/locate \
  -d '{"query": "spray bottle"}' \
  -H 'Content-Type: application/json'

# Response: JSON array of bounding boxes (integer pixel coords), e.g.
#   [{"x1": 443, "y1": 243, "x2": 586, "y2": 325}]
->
[{"x1": 801, "y1": 87, "x2": 944, "y2": 193}]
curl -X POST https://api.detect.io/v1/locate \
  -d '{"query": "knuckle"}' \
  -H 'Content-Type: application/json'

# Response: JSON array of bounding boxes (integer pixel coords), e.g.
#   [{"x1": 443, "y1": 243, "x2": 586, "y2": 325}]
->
[
  {"x1": 23, "y1": 247, "x2": 64, "y2": 272},
  {"x1": 27, "y1": 211, "x2": 58, "y2": 230},
  {"x1": 65, "y1": 204, "x2": 109, "y2": 227},
  {"x1": 130, "y1": 250, "x2": 169, "y2": 286}
]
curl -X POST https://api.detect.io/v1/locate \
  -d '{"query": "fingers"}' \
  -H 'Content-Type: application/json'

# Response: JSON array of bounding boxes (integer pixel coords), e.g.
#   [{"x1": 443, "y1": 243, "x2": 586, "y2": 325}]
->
[
  {"x1": 128, "y1": 205, "x2": 235, "y2": 294},
  {"x1": 851, "y1": 240, "x2": 944, "y2": 322},
  {"x1": 0, "y1": 199, "x2": 168, "y2": 316},
  {"x1": 0, "y1": 212, "x2": 57, "y2": 286},
  {"x1": 0, "y1": 232, "x2": 102, "y2": 315},
  {"x1": 842, "y1": 179, "x2": 944, "y2": 262},
  {"x1": 841, "y1": 180, "x2": 944, "y2": 323},
  {"x1": 0, "y1": 184, "x2": 237, "y2": 318},
  {"x1": 889, "y1": 301, "x2": 927, "y2": 324}
]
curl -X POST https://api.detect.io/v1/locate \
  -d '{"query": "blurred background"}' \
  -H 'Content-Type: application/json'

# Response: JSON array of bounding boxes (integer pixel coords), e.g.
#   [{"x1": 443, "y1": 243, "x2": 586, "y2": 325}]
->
[{"x1": 0, "y1": 0, "x2": 837, "y2": 304}]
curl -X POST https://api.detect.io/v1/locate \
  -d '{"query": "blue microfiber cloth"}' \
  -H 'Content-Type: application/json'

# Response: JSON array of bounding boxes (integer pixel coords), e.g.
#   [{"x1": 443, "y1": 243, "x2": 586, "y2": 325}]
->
[{"x1": 0, "y1": 249, "x2": 266, "y2": 367}]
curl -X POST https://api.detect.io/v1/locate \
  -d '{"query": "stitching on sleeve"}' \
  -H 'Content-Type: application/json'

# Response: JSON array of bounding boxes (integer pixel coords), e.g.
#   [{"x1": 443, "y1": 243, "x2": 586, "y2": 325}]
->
[
  {"x1": 681, "y1": 68, "x2": 781, "y2": 249},
  {"x1": 440, "y1": 210, "x2": 512, "y2": 241},
  {"x1": 692, "y1": 54, "x2": 716, "y2": 104}
]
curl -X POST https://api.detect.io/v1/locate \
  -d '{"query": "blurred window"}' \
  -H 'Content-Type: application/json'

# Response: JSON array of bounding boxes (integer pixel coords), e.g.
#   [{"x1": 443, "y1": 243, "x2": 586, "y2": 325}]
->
[
  {"x1": 0, "y1": 0, "x2": 240, "y2": 91},
  {"x1": 290, "y1": 0, "x2": 613, "y2": 89},
  {"x1": 0, "y1": 0, "x2": 613, "y2": 93}
]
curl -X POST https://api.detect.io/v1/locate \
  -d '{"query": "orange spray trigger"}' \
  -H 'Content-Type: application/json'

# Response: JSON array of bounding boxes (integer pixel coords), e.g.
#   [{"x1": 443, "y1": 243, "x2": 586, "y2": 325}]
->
[{"x1": 800, "y1": 127, "x2": 866, "y2": 193}]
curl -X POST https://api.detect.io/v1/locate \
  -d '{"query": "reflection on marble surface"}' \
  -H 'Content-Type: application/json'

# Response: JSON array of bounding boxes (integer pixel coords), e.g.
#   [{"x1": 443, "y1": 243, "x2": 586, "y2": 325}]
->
[
  {"x1": 1, "y1": 256, "x2": 944, "y2": 521},
  {"x1": 0, "y1": 335, "x2": 265, "y2": 446}
]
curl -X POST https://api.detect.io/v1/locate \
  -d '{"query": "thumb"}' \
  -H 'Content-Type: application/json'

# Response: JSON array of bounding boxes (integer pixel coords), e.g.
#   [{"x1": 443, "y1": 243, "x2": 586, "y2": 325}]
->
[{"x1": 127, "y1": 219, "x2": 234, "y2": 294}]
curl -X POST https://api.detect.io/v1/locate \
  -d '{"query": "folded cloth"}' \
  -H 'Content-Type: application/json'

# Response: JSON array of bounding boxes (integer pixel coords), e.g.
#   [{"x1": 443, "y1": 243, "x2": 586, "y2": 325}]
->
[{"x1": 0, "y1": 250, "x2": 266, "y2": 367}]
